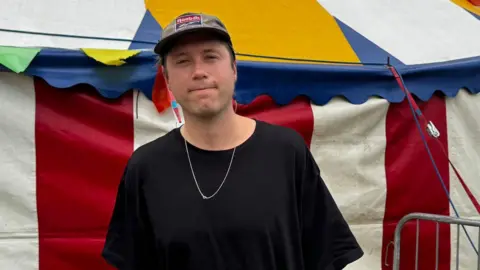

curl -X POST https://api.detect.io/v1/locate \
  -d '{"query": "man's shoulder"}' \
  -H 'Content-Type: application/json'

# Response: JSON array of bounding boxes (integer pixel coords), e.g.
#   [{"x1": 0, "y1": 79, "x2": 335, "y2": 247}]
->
[
  {"x1": 128, "y1": 128, "x2": 179, "y2": 167},
  {"x1": 255, "y1": 120, "x2": 307, "y2": 150}
]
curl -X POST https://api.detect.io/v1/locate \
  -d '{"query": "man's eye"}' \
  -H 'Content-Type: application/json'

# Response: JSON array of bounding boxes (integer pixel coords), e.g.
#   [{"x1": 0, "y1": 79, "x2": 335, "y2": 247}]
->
[
  {"x1": 176, "y1": 59, "x2": 188, "y2": 64},
  {"x1": 205, "y1": 55, "x2": 218, "y2": 59}
]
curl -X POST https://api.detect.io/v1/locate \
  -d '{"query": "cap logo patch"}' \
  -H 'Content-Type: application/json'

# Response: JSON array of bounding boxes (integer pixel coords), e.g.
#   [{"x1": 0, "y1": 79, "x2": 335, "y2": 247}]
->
[{"x1": 175, "y1": 15, "x2": 202, "y2": 31}]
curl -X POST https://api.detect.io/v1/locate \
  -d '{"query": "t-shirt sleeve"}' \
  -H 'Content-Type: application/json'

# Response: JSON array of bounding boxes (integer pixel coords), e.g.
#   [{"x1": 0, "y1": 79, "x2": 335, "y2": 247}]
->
[
  {"x1": 299, "y1": 145, "x2": 364, "y2": 270},
  {"x1": 102, "y1": 160, "x2": 159, "y2": 270}
]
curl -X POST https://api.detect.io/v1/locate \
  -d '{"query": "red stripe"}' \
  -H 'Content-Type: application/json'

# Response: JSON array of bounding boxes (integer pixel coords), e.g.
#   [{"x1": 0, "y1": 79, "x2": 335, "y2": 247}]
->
[
  {"x1": 237, "y1": 95, "x2": 314, "y2": 146},
  {"x1": 468, "y1": 0, "x2": 480, "y2": 6},
  {"x1": 382, "y1": 94, "x2": 450, "y2": 269},
  {"x1": 35, "y1": 78, "x2": 133, "y2": 270}
]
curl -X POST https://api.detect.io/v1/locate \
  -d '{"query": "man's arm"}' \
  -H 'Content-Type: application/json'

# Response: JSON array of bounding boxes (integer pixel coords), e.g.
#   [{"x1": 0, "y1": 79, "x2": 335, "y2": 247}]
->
[
  {"x1": 299, "y1": 145, "x2": 364, "y2": 270},
  {"x1": 102, "y1": 160, "x2": 159, "y2": 269}
]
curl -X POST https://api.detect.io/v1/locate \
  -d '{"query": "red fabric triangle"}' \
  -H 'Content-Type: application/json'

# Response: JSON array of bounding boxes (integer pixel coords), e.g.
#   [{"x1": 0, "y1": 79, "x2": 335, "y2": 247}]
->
[{"x1": 152, "y1": 69, "x2": 171, "y2": 113}]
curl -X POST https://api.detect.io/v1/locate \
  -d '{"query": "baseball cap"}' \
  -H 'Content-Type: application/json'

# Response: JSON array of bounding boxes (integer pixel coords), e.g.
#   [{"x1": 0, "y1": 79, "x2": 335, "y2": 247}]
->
[{"x1": 154, "y1": 12, "x2": 233, "y2": 57}]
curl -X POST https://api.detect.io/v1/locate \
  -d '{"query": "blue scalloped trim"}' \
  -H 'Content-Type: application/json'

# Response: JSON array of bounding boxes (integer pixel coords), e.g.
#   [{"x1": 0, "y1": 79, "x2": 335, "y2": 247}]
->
[
  {"x1": 0, "y1": 48, "x2": 478, "y2": 105},
  {"x1": 19, "y1": 48, "x2": 157, "y2": 100},
  {"x1": 234, "y1": 55, "x2": 480, "y2": 105}
]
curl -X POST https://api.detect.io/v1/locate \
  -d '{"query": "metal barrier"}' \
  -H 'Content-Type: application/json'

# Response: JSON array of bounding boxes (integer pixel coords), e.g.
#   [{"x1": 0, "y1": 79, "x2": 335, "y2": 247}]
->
[{"x1": 392, "y1": 213, "x2": 480, "y2": 270}]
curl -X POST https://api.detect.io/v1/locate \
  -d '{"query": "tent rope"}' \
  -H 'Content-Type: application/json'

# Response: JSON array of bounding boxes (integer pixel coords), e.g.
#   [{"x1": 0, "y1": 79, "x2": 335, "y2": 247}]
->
[
  {"x1": 388, "y1": 64, "x2": 479, "y2": 255},
  {"x1": 0, "y1": 27, "x2": 387, "y2": 66}
]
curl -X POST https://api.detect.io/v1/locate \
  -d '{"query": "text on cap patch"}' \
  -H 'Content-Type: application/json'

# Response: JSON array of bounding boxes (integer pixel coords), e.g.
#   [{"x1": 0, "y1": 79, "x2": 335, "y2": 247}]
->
[{"x1": 175, "y1": 15, "x2": 203, "y2": 31}]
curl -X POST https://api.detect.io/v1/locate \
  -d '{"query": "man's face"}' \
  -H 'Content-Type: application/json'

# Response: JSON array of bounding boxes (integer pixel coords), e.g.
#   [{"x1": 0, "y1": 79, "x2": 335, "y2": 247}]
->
[{"x1": 164, "y1": 33, "x2": 237, "y2": 119}]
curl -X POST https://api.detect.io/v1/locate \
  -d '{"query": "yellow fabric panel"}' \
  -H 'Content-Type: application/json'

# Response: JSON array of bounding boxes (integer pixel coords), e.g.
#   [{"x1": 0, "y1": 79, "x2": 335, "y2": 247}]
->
[
  {"x1": 81, "y1": 49, "x2": 140, "y2": 66},
  {"x1": 145, "y1": 0, "x2": 360, "y2": 64},
  {"x1": 451, "y1": 0, "x2": 480, "y2": 16}
]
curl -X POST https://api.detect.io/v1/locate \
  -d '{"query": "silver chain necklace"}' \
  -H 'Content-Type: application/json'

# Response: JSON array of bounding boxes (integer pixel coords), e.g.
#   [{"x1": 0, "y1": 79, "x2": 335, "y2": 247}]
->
[{"x1": 184, "y1": 138, "x2": 236, "y2": 200}]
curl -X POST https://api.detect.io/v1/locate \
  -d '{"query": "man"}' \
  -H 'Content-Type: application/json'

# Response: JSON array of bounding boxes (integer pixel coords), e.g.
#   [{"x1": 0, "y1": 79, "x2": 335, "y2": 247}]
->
[{"x1": 102, "y1": 12, "x2": 363, "y2": 270}]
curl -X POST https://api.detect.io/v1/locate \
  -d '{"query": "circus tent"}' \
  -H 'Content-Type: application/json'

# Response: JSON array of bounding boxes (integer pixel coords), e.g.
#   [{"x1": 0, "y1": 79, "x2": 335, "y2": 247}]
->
[{"x1": 1, "y1": 0, "x2": 480, "y2": 269}]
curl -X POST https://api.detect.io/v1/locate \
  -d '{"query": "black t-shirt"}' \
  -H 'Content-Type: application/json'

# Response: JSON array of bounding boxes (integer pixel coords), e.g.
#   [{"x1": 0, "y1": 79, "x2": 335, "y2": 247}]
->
[{"x1": 102, "y1": 120, "x2": 363, "y2": 270}]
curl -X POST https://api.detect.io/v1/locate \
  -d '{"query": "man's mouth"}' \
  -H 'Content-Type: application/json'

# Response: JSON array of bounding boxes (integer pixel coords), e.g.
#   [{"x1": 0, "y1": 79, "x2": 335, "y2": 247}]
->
[{"x1": 189, "y1": 87, "x2": 215, "y2": 92}]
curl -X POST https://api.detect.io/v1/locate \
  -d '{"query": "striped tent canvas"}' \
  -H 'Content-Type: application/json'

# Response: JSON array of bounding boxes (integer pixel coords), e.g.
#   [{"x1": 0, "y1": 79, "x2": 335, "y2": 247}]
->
[{"x1": 1, "y1": 71, "x2": 480, "y2": 269}]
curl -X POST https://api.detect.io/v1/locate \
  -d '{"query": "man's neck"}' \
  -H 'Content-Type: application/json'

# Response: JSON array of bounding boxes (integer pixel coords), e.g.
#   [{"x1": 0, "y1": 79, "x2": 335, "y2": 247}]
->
[{"x1": 180, "y1": 108, "x2": 254, "y2": 151}]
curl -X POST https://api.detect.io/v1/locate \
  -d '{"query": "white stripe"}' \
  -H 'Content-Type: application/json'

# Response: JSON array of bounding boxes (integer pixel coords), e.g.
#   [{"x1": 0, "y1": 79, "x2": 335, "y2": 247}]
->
[
  {"x1": 310, "y1": 97, "x2": 389, "y2": 270},
  {"x1": 0, "y1": 72, "x2": 38, "y2": 270},
  {"x1": 0, "y1": 0, "x2": 146, "y2": 49},
  {"x1": 317, "y1": 0, "x2": 480, "y2": 64},
  {"x1": 133, "y1": 90, "x2": 179, "y2": 150},
  {"x1": 446, "y1": 89, "x2": 480, "y2": 269}
]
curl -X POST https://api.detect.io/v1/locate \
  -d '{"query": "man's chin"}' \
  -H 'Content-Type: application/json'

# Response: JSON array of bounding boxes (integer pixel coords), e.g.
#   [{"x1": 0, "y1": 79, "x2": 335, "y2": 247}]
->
[
  {"x1": 195, "y1": 110, "x2": 223, "y2": 119},
  {"x1": 188, "y1": 105, "x2": 228, "y2": 119}
]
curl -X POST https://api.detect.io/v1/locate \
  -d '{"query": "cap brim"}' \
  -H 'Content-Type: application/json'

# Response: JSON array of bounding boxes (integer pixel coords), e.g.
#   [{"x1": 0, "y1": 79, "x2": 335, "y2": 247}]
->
[{"x1": 154, "y1": 27, "x2": 231, "y2": 56}]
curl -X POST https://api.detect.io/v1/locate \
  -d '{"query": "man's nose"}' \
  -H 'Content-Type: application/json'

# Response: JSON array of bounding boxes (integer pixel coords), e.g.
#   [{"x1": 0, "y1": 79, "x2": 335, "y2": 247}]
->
[{"x1": 191, "y1": 61, "x2": 208, "y2": 79}]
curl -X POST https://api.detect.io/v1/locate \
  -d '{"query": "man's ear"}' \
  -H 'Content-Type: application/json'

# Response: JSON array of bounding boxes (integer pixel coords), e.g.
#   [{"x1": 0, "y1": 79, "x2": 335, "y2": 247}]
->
[
  {"x1": 161, "y1": 65, "x2": 169, "y2": 83},
  {"x1": 232, "y1": 60, "x2": 237, "y2": 82}
]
